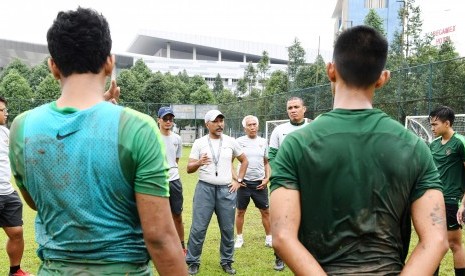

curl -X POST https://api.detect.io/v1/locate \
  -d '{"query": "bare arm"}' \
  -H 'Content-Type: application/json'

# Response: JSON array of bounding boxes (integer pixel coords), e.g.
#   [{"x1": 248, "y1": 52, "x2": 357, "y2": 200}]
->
[
  {"x1": 229, "y1": 153, "x2": 248, "y2": 193},
  {"x1": 401, "y1": 189, "x2": 448, "y2": 275},
  {"x1": 136, "y1": 193, "x2": 187, "y2": 275},
  {"x1": 187, "y1": 154, "x2": 210, "y2": 174},
  {"x1": 270, "y1": 187, "x2": 327, "y2": 275},
  {"x1": 257, "y1": 157, "x2": 271, "y2": 190},
  {"x1": 19, "y1": 188, "x2": 36, "y2": 211}
]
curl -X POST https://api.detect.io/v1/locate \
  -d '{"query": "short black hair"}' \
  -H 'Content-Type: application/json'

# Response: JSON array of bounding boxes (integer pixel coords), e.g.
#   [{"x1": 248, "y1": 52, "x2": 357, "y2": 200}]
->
[
  {"x1": 0, "y1": 96, "x2": 6, "y2": 105},
  {"x1": 287, "y1": 96, "x2": 304, "y2": 106},
  {"x1": 429, "y1": 106, "x2": 455, "y2": 126},
  {"x1": 333, "y1": 25, "x2": 388, "y2": 88},
  {"x1": 46, "y1": 7, "x2": 112, "y2": 77}
]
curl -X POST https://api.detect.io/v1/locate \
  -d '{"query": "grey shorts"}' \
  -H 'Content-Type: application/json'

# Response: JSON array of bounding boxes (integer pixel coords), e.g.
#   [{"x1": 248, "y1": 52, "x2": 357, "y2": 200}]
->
[
  {"x1": 0, "y1": 191, "x2": 23, "y2": 227},
  {"x1": 169, "y1": 179, "x2": 183, "y2": 215},
  {"x1": 237, "y1": 180, "x2": 269, "y2": 210}
]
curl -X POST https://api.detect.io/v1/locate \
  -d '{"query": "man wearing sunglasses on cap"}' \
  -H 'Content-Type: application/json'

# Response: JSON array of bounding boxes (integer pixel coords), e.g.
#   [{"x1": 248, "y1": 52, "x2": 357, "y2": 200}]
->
[{"x1": 157, "y1": 106, "x2": 186, "y2": 255}]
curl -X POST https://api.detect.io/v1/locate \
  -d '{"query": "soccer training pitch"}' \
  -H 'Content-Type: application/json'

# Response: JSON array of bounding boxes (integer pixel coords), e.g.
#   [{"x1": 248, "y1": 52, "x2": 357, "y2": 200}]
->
[{"x1": 0, "y1": 147, "x2": 457, "y2": 275}]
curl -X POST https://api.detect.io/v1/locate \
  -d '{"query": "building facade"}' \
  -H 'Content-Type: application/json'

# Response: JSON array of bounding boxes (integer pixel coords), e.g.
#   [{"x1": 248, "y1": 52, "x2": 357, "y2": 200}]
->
[{"x1": 332, "y1": 0, "x2": 403, "y2": 43}]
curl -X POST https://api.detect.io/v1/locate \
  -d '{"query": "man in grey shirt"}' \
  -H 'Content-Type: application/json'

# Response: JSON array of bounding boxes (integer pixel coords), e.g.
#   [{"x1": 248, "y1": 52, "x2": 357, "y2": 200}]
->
[
  {"x1": 157, "y1": 106, "x2": 186, "y2": 254},
  {"x1": 234, "y1": 115, "x2": 271, "y2": 249}
]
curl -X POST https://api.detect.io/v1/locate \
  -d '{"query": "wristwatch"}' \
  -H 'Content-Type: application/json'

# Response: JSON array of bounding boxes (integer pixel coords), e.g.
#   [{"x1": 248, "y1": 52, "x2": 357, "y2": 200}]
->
[{"x1": 237, "y1": 178, "x2": 243, "y2": 183}]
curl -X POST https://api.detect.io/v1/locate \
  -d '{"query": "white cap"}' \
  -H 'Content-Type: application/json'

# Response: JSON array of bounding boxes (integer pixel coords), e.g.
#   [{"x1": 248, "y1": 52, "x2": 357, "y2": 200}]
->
[{"x1": 204, "y1": 110, "x2": 224, "y2": 123}]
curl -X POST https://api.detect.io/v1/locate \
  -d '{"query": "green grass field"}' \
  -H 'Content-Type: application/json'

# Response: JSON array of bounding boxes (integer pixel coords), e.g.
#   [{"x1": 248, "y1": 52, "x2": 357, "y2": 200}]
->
[{"x1": 0, "y1": 146, "x2": 457, "y2": 275}]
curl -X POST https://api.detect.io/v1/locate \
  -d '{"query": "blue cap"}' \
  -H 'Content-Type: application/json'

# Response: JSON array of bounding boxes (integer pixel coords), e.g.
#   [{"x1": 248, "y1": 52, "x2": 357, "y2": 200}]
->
[{"x1": 158, "y1": 106, "x2": 175, "y2": 118}]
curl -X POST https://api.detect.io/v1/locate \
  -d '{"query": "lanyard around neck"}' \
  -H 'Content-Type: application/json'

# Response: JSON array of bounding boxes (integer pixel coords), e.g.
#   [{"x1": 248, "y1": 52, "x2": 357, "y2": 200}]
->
[{"x1": 207, "y1": 136, "x2": 222, "y2": 177}]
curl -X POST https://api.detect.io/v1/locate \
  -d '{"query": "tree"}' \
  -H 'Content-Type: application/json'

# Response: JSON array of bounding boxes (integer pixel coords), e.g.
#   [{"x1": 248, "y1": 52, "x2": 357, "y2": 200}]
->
[
  {"x1": 141, "y1": 72, "x2": 177, "y2": 105},
  {"x1": 235, "y1": 78, "x2": 248, "y2": 97},
  {"x1": 262, "y1": 70, "x2": 289, "y2": 119},
  {"x1": 29, "y1": 60, "x2": 50, "y2": 92},
  {"x1": 244, "y1": 62, "x2": 257, "y2": 94},
  {"x1": 294, "y1": 55, "x2": 327, "y2": 89},
  {"x1": 364, "y1": 9, "x2": 386, "y2": 36},
  {"x1": 177, "y1": 70, "x2": 190, "y2": 84},
  {"x1": 213, "y1": 73, "x2": 224, "y2": 97},
  {"x1": 287, "y1": 38, "x2": 306, "y2": 84},
  {"x1": 35, "y1": 74, "x2": 61, "y2": 100},
  {"x1": 190, "y1": 84, "x2": 215, "y2": 104},
  {"x1": 130, "y1": 59, "x2": 152, "y2": 85},
  {"x1": 257, "y1": 51, "x2": 270, "y2": 90},
  {"x1": 216, "y1": 89, "x2": 236, "y2": 105},
  {"x1": 185, "y1": 75, "x2": 208, "y2": 103},
  {"x1": 117, "y1": 69, "x2": 142, "y2": 103},
  {"x1": 0, "y1": 58, "x2": 30, "y2": 84},
  {"x1": 0, "y1": 69, "x2": 34, "y2": 117}
]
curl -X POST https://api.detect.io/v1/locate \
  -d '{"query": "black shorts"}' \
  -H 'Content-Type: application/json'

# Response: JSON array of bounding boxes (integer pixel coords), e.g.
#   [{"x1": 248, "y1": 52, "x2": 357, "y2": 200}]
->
[
  {"x1": 446, "y1": 203, "x2": 462, "y2": 231},
  {"x1": 169, "y1": 179, "x2": 183, "y2": 215},
  {"x1": 0, "y1": 191, "x2": 23, "y2": 227},
  {"x1": 237, "y1": 180, "x2": 269, "y2": 210}
]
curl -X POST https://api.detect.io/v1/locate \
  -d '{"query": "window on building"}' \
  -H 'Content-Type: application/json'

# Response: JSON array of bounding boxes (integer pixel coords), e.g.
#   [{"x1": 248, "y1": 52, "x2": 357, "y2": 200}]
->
[{"x1": 365, "y1": 0, "x2": 387, "y2": 9}]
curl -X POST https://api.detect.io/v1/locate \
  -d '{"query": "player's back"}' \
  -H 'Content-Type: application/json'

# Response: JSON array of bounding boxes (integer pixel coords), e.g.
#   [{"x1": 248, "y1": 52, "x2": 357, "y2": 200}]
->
[
  {"x1": 271, "y1": 108, "x2": 442, "y2": 274},
  {"x1": 12, "y1": 102, "x2": 150, "y2": 262}
]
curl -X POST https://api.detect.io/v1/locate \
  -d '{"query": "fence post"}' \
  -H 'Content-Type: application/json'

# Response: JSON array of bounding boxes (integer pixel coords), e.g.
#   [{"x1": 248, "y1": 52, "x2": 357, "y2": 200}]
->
[{"x1": 427, "y1": 62, "x2": 433, "y2": 114}]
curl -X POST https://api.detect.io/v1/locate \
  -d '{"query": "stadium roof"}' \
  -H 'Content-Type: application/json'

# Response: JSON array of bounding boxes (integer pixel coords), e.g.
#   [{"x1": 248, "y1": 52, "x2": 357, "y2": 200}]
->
[
  {"x1": 0, "y1": 38, "x2": 49, "y2": 68},
  {"x1": 127, "y1": 29, "x2": 290, "y2": 64}
]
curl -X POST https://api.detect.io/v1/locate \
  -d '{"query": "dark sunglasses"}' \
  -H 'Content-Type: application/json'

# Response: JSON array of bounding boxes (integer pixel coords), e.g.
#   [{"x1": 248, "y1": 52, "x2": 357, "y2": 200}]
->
[{"x1": 162, "y1": 117, "x2": 174, "y2": 122}]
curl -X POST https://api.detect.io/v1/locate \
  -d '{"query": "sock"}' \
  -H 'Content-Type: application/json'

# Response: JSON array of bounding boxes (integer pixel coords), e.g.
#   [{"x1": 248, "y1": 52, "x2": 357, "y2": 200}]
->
[
  {"x1": 10, "y1": 265, "x2": 20, "y2": 274},
  {"x1": 455, "y1": 267, "x2": 465, "y2": 276},
  {"x1": 266, "y1": 235, "x2": 272, "y2": 241},
  {"x1": 181, "y1": 241, "x2": 185, "y2": 249},
  {"x1": 237, "y1": 234, "x2": 243, "y2": 239}
]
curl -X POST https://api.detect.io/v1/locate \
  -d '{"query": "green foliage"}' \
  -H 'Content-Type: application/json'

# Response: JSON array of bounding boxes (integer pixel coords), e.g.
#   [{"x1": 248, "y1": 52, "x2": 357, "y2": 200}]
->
[
  {"x1": 0, "y1": 69, "x2": 34, "y2": 116},
  {"x1": 141, "y1": 72, "x2": 178, "y2": 110},
  {"x1": 257, "y1": 51, "x2": 271, "y2": 90},
  {"x1": 294, "y1": 55, "x2": 327, "y2": 89},
  {"x1": 0, "y1": 58, "x2": 30, "y2": 84},
  {"x1": 287, "y1": 37, "x2": 306, "y2": 84},
  {"x1": 35, "y1": 74, "x2": 60, "y2": 100},
  {"x1": 244, "y1": 62, "x2": 257, "y2": 94},
  {"x1": 364, "y1": 9, "x2": 386, "y2": 36},
  {"x1": 213, "y1": 73, "x2": 224, "y2": 97},
  {"x1": 177, "y1": 70, "x2": 190, "y2": 84},
  {"x1": 190, "y1": 84, "x2": 215, "y2": 104},
  {"x1": 131, "y1": 59, "x2": 153, "y2": 84},
  {"x1": 117, "y1": 69, "x2": 142, "y2": 103},
  {"x1": 216, "y1": 88, "x2": 236, "y2": 105},
  {"x1": 235, "y1": 78, "x2": 248, "y2": 97},
  {"x1": 28, "y1": 62, "x2": 51, "y2": 92}
]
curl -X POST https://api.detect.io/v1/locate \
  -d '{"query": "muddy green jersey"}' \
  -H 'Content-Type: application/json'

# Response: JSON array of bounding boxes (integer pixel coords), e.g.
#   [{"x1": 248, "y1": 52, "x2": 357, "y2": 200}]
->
[
  {"x1": 430, "y1": 133, "x2": 465, "y2": 204},
  {"x1": 270, "y1": 108, "x2": 442, "y2": 275}
]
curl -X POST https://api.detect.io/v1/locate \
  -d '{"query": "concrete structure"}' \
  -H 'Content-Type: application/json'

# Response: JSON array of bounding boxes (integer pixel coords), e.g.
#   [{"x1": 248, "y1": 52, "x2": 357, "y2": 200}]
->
[
  {"x1": 331, "y1": 1, "x2": 465, "y2": 57},
  {"x1": 1, "y1": 30, "x2": 333, "y2": 91},
  {"x1": 125, "y1": 30, "x2": 332, "y2": 90},
  {"x1": 332, "y1": 0, "x2": 403, "y2": 43}
]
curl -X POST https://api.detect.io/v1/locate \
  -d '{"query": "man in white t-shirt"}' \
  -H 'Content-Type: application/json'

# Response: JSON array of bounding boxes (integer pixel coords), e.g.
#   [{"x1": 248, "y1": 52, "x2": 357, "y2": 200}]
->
[
  {"x1": 0, "y1": 96, "x2": 32, "y2": 276},
  {"x1": 268, "y1": 96, "x2": 310, "y2": 161},
  {"x1": 157, "y1": 106, "x2": 186, "y2": 255},
  {"x1": 233, "y1": 115, "x2": 271, "y2": 249},
  {"x1": 186, "y1": 110, "x2": 248, "y2": 275},
  {"x1": 268, "y1": 96, "x2": 310, "y2": 271}
]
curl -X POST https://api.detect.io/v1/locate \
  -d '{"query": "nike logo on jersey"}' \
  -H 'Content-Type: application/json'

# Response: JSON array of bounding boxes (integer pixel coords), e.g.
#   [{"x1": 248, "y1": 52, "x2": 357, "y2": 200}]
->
[{"x1": 56, "y1": 130, "x2": 80, "y2": 140}]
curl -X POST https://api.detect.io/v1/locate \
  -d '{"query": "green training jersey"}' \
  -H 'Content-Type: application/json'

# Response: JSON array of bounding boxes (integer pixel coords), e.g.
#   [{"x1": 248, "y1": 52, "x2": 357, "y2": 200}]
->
[
  {"x1": 270, "y1": 108, "x2": 442, "y2": 275},
  {"x1": 9, "y1": 101, "x2": 169, "y2": 263},
  {"x1": 430, "y1": 133, "x2": 465, "y2": 204}
]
